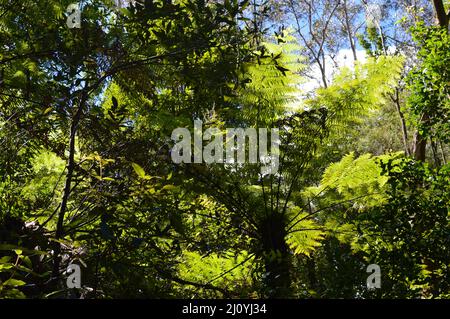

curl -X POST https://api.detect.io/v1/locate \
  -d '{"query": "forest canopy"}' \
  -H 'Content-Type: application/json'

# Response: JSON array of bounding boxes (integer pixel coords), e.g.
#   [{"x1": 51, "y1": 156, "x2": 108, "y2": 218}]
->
[{"x1": 0, "y1": 0, "x2": 449, "y2": 299}]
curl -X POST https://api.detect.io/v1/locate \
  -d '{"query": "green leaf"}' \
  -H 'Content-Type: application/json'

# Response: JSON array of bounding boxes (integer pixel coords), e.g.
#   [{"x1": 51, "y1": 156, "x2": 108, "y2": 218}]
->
[
  {"x1": 3, "y1": 279, "x2": 26, "y2": 287},
  {"x1": 131, "y1": 162, "x2": 146, "y2": 178},
  {"x1": 0, "y1": 256, "x2": 12, "y2": 263}
]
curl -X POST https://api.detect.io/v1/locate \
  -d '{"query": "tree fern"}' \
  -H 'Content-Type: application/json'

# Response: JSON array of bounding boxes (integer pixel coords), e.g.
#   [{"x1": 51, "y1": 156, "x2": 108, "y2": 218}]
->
[
  {"x1": 233, "y1": 28, "x2": 306, "y2": 126},
  {"x1": 285, "y1": 207, "x2": 325, "y2": 257},
  {"x1": 307, "y1": 56, "x2": 404, "y2": 133}
]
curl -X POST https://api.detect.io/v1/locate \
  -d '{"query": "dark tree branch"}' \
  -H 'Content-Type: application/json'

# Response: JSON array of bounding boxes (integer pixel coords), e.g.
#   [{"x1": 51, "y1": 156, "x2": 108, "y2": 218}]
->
[
  {"x1": 51, "y1": 85, "x2": 89, "y2": 285},
  {"x1": 432, "y1": 0, "x2": 449, "y2": 28}
]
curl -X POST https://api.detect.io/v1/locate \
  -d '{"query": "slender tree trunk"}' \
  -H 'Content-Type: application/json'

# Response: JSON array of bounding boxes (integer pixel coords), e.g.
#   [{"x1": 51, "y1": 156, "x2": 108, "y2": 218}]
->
[
  {"x1": 343, "y1": 0, "x2": 357, "y2": 62},
  {"x1": 430, "y1": 139, "x2": 441, "y2": 167},
  {"x1": 390, "y1": 89, "x2": 410, "y2": 156},
  {"x1": 51, "y1": 88, "x2": 88, "y2": 287},
  {"x1": 439, "y1": 140, "x2": 447, "y2": 164},
  {"x1": 319, "y1": 55, "x2": 328, "y2": 88}
]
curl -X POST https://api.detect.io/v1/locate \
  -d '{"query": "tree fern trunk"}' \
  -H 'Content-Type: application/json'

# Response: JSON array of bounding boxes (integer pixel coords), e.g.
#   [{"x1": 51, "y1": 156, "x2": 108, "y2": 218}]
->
[{"x1": 260, "y1": 214, "x2": 292, "y2": 298}]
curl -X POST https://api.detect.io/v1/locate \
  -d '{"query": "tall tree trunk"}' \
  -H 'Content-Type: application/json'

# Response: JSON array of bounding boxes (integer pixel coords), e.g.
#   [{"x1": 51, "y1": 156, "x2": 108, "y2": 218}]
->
[
  {"x1": 51, "y1": 88, "x2": 88, "y2": 288},
  {"x1": 433, "y1": 0, "x2": 449, "y2": 27},
  {"x1": 390, "y1": 89, "x2": 410, "y2": 156},
  {"x1": 319, "y1": 54, "x2": 328, "y2": 88},
  {"x1": 260, "y1": 214, "x2": 292, "y2": 298},
  {"x1": 439, "y1": 140, "x2": 447, "y2": 164},
  {"x1": 430, "y1": 138, "x2": 441, "y2": 167},
  {"x1": 343, "y1": 0, "x2": 357, "y2": 62},
  {"x1": 412, "y1": 114, "x2": 428, "y2": 161}
]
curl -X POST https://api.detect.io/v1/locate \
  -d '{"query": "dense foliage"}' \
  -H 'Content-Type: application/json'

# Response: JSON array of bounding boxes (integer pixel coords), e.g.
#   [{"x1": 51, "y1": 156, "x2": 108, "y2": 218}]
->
[{"x1": 0, "y1": 0, "x2": 448, "y2": 299}]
